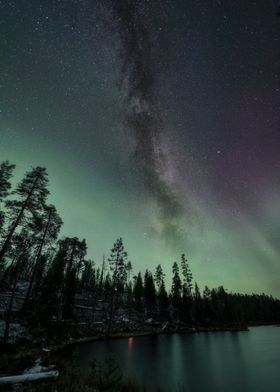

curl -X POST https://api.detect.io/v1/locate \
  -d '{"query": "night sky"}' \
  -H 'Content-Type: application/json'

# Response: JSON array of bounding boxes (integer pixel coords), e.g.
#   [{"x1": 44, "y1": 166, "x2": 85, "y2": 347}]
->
[{"x1": 1, "y1": 0, "x2": 280, "y2": 296}]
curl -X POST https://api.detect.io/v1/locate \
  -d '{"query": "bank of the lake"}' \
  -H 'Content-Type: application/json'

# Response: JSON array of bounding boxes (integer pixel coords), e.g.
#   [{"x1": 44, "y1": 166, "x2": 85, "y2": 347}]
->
[{"x1": 0, "y1": 324, "x2": 248, "y2": 375}]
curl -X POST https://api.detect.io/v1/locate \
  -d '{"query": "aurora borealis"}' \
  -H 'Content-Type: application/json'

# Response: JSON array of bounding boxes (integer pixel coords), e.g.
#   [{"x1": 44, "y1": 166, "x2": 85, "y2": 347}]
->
[{"x1": 1, "y1": 1, "x2": 279, "y2": 296}]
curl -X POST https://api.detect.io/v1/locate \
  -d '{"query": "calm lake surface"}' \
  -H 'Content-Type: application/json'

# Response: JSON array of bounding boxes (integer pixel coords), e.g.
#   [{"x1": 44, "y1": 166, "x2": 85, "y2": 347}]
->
[{"x1": 75, "y1": 326, "x2": 280, "y2": 391}]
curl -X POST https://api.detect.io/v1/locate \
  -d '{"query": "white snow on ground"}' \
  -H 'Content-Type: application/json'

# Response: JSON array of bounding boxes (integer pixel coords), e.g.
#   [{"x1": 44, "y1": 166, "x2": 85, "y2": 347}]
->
[
  {"x1": 23, "y1": 358, "x2": 56, "y2": 374},
  {"x1": 24, "y1": 359, "x2": 46, "y2": 374},
  {"x1": 0, "y1": 371, "x2": 59, "y2": 384},
  {"x1": 0, "y1": 359, "x2": 58, "y2": 385}
]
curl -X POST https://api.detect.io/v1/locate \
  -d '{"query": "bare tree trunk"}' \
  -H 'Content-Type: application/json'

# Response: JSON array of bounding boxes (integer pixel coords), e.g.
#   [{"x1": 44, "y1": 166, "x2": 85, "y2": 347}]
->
[
  {"x1": 106, "y1": 261, "x2": 118, "y2": 338},
  {"x1": 23, "y1": 208, "x2": 52, "y2": 306}
]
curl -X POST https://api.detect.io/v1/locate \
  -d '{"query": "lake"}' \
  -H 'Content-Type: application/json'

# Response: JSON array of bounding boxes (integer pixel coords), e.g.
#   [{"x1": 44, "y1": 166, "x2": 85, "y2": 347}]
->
[{"x1": 74, "y1": 326, "x2": 280, "y2": 391}]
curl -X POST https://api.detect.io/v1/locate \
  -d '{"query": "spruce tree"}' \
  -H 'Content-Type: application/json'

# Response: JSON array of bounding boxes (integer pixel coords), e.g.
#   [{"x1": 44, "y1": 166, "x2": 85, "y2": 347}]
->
[
  {"x1": 144, "y1": 270, "x2": 156, "y2": 316},
  {"x1": 107, "y1": 238, "x2": 128, "y2": 335},
  {"x1": 193, "y1": 282, "x2": 203, "y2": 325},
  {"x1": 171, "y1": 261, "x2": 182, "y2": 320},
  {"x1": 158, "y1": 280, "x2": 169, "y2": 319},
  {"x1": 133, "y1": 272, "x2": 144, "y2": 311},
  {"x1": 154, "y1": 264, "x2": 165, "y2": 289},
  {"x1": 181, "y1": 254, "x2": 192, "y2": 296},
  {"x1": 181, "y1": 254, "x2": 193, "y2": 323}
]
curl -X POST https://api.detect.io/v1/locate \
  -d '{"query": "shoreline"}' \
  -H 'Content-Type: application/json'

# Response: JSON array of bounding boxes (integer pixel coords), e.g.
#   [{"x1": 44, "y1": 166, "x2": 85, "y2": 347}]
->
[
  {"x1": 53, "y1": 324, "x2": 249, "y2": 349},
  {"x1": 3, "y1": 323, "x2": 279, "y2": 377},
  {"x1": 0, "y1": 325, "x2": 247, "y2": 374},
  {"x1": 47, "y1": 324, "x2": 250, "y2": 355}
]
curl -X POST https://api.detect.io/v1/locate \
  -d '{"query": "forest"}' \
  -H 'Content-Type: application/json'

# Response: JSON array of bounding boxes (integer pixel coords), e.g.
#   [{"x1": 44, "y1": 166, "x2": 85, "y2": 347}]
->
[{"x1": 0, "y1": 160, "x2": 280, "y2": 348}]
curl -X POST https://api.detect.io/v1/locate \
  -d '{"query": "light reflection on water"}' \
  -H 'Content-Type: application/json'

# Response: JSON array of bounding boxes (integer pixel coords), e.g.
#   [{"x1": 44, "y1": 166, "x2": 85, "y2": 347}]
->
[{"x1": 76, "y1": 326, "x2": 280, "y2": 391}]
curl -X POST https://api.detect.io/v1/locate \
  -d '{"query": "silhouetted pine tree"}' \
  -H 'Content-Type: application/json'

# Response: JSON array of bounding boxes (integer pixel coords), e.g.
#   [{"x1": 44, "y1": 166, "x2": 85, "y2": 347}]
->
[
  {"x1": 154, "y1": 264, "x2": 165, "y2": 289},
  {"x1": 158, "y1": 280, "x2": 169, "y2": 319},
  {"x1": 107, "y1": 238, "x2": 128, "y2": 335},
  {"x1": 0, "y1": 167, "x2": 49, "y2": 265},
  {"x1": 193, "y1": 282, "x2": 203, "y2": 325},
  {"x1": 133, "y1": 272, "x2": 144, "y2": 312},
  {"x1": 143, "y1": 270, "x2": 156, "y2": 316},
  {"x1": 181, "y1": 254, "x2": 193, "y2": 323},
  {"x1": 171, "y1": 261, "x2": 182, "y2": 320}
]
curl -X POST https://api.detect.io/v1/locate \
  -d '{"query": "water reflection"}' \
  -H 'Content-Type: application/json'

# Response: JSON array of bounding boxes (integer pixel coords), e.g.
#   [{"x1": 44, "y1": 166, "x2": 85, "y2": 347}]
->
[
  {"x1": 127, "y1": 337, "x2": 133, "y2": 353},
  {"x1": 76, "y1": 327, "x2": 280, "y2": 392}
]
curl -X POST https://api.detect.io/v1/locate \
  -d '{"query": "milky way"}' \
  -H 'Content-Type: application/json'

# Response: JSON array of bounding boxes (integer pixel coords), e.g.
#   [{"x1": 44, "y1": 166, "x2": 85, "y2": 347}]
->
[{"x1": 105, "y1": 0, "x2": 185, "y2": 247}]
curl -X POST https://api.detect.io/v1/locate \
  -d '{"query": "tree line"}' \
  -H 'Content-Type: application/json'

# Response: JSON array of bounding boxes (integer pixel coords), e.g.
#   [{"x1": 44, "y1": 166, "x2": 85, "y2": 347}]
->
[{"x1": 0, "y1": 161, "x2": 279, "y2": 344}]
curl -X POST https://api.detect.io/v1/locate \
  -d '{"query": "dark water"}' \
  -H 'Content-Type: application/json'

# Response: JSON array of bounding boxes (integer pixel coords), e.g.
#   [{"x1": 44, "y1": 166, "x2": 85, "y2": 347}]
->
[{"x1": 75, "y1": 326, "x2": 280, "y2": 391}]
